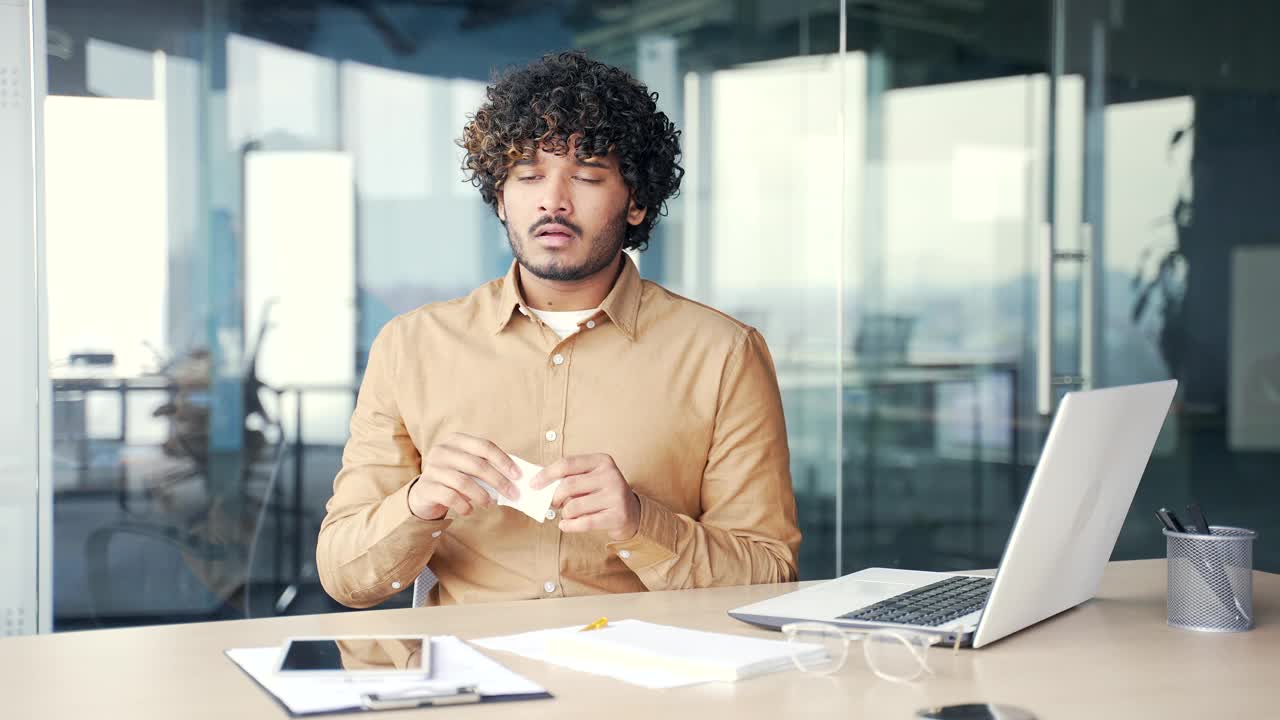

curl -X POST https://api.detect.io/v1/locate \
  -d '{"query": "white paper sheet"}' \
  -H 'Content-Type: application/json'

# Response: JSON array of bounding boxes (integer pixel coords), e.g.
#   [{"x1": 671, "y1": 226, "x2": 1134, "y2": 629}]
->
[
  {"x1": 473, "y1": 620, "x2": 818, "y2": 689},
  {"x1": 225, "y1": 636, "x2": 546, "y2": 715},
  {"x1": 475, "y1": 625, "x2": 696, "y2": 688},
  {"x1": 474, "y1": 454, "x2": 560, "y2": 523}
]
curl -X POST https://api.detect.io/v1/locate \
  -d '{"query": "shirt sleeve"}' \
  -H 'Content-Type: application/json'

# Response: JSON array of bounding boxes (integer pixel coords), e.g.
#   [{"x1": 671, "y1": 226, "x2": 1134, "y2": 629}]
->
[
  {"x1": 606, "y1": 328, "x2": 801, "y2": 588},
  {"x1": 316, "y1": 317, "x2": 450, "y2": 608}
]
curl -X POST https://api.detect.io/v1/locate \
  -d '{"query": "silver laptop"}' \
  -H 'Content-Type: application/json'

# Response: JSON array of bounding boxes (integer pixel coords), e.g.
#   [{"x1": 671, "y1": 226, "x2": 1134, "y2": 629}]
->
[{"x1": 730, "y1": 380, "x2": 1177, "y2": 648}]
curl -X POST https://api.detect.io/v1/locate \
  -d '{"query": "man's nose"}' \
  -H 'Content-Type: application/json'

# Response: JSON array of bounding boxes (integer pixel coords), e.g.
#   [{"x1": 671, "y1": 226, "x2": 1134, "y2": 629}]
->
[{"x1": 538, "y1": 177, "x2": 572, "y2": 216}]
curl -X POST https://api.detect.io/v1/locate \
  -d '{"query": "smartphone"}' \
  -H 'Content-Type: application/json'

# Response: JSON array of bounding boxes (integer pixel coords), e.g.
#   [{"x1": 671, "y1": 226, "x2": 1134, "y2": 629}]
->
[
  {"x1": 275, "y1": 635, "x2": 432, "y2": 678},
  {"x1": 916, "y1": 704, "x2": 1037, "y2": 720}
]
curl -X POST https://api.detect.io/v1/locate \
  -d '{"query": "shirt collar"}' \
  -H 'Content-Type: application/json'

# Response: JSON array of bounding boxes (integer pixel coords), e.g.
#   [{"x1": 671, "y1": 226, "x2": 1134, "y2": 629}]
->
[
  {"x1": 598, "y1": 254, "x2": 642, "y2": 341},
  {"x1": 492, "y1": 254, "x2": 642, "y2": 341},
  {"x1": 493, "y1": 260, "x2": 525, "y2": 334}
]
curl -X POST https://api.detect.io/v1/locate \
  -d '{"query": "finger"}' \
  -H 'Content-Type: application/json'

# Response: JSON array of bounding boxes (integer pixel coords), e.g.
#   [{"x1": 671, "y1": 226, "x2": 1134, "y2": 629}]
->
[
  {"x1": 440, "y1": 430, "x2": 519, "y2": 486},
  {"x1": 550, "y1": 474, "x2": 600, "y2": 508},
  {"x1": 532, "y1": 454, "x2": 603, "y2": 489},
  {"x1": 418, "y1": 482, "x2": 475, "y2": 517},
  {"x1": 558, "y1": 511, "x2": 611, "y2": 533},
  {"x1": 446, "y1": 433, "x2": 522, "y2": 484},
  {"x1": 435, "y1": 444, "x2": 519, "y2": 501},
  {"x1": 560, "y1": 492, "x2": 610, "y2": 521},
  {"x1": 427, "y1": 465, "x2": 494, "y2": 509}
]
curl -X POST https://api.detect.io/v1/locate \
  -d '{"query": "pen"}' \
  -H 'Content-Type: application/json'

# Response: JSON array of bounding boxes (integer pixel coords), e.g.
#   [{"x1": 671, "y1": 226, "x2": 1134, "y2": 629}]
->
[
  {"x1": 1186, "y1": 503, "x2": 1212, "y2": 536},
  {"x1": 1156, "y1": 508, "x2": 1187, "y2": 533},
  {"x1": 361, "y1": 685, "x2": 481, "y2": 710},
  {"x1": 579, "y1": 617, "x2": 609, "y2": 632}
]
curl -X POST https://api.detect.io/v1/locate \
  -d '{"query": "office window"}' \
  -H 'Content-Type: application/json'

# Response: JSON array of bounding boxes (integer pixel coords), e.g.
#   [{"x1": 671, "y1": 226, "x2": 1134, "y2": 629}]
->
[{"x1": 36, "y1": 0, "x2": 1279, "y2": 630}]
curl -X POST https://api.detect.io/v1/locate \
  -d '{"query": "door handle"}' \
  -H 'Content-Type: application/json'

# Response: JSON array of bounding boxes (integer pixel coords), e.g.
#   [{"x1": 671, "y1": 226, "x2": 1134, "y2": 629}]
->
[
  {"x1": 1038, "y1": 222, "x2": 1054, "y2": 415},
  {"x1": 1080, "y1": 222, "x2": 1095, "y2": 391},
  {"x1": 1039, "y1": 221, "x2": 1092, "y2": 415}
]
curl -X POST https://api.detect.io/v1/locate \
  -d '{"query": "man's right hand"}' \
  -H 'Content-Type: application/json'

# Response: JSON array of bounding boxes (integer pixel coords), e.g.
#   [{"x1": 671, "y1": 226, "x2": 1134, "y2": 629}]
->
[{"x1": 407, "y1": 433, "x2": 522, "y2": 521}]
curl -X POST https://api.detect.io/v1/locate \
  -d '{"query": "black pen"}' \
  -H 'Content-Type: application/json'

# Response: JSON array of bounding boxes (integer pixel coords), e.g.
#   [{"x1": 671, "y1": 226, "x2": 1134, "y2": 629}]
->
[
  {"x1": 1187, "y1": 503, "x2": 1212, "y2": 536},
  {"x1": 1156, "y1": 508, "x2": 1187, "y2": 533},
  {"x1": 1181, "y1": 503, "x2": 1242, "y2": 618}
]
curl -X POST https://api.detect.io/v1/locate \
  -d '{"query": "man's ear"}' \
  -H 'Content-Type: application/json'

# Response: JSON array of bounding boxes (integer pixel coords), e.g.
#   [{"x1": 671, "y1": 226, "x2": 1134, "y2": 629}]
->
[
  {"x1": 627, "y1": 197, "x2": 647, "y2": 226},
  {"x1": 496, "y1": 192, "x2": 507, "y2": 223}
]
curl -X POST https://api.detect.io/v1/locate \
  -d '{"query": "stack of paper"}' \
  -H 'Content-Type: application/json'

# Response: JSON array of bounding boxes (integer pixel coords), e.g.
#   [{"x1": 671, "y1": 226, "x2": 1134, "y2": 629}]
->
[
  {"x1": 474, "y1": 619, "x2": 825, "y2": 689},
  {"x1": 225, "y1": 636, "x2": 548, "y2": 715}
]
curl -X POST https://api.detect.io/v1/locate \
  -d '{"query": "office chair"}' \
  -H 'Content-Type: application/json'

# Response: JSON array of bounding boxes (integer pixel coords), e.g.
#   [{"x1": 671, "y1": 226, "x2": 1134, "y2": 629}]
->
[
  {"x1": 84, "y1": 425, "x2": 287, "y2": 626},
  {"x1": 852, "y1": 313, "x2": 915, "y2": 367},
  {"x1": 137, "y1": 301, "x2": 281, "y2": 511},
  {"x1": 411, "y1": 567, "x2": 438, "y2": 608}
]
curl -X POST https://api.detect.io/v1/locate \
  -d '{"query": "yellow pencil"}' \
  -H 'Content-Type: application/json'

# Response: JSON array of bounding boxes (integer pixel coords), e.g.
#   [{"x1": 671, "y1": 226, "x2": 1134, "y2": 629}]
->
[{"x1": 578, "y1": 617, "x2": 609, "y2": 632}]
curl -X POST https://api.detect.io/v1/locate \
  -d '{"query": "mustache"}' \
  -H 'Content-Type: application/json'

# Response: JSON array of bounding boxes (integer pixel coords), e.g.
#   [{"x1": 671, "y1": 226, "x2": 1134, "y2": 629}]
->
[{"x1": 529, "y1": 216, "x2": 582, "y2": 237}]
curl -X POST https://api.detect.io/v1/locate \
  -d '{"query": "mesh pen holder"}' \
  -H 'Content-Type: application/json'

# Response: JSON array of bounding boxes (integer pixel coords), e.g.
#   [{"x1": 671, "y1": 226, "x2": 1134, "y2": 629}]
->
[{"x1": 1164, "y1": 525, "x2": 1257, "y2": 632}]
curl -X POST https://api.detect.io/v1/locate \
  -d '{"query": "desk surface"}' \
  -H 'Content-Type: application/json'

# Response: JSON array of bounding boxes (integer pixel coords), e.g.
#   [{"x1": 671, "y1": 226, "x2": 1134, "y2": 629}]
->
[{"x1": 4, "y1": 559, "x2": 1275, "y2": 719}]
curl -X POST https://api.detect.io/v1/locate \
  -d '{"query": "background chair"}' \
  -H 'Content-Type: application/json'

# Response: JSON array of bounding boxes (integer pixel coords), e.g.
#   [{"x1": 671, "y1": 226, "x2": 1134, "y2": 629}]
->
[
  {"x1": 84, "y1": 420, "x2": 287, "y2": 626},
  {"x1": 411, "y1": 566, "x2": 438, "y2": 608}
]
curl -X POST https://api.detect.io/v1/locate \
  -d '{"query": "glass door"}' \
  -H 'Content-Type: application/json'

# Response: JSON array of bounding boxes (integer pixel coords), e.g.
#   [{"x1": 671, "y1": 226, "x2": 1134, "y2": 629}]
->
[
  {"x1": 840, "y1": 0, "x2": 1280, "y2": 578},
  {"x1": 840, "y1": 2, "x2": 1058, "y2": 573},
  {"x1": 1059, "y1": 0, "x2": 1280, "y2": 570}
]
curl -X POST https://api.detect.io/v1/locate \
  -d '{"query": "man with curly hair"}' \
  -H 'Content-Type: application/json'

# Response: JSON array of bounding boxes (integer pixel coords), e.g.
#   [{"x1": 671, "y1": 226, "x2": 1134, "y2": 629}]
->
[{"x1": 318, "y1": 51, "x2": 800, "y2": 608}]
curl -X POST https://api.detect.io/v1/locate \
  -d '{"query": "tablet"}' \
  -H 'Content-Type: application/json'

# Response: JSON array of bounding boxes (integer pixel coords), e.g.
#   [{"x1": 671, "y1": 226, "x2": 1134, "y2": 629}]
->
[{"x1": 275, "y1": 635, "x2": 432, "y2": 678}]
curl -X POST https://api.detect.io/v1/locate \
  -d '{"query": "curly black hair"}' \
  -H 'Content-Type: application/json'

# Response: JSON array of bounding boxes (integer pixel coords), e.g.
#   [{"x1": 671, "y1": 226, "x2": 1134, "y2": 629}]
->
[{"x1": 459, "y1": 50, "x2": 684, "y2": 252}]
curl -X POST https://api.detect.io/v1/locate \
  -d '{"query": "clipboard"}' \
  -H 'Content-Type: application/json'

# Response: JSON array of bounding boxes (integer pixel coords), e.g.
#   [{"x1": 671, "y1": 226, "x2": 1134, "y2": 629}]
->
[{"x1": 225, "y1": 636, "x2": 552, "y2": 716}]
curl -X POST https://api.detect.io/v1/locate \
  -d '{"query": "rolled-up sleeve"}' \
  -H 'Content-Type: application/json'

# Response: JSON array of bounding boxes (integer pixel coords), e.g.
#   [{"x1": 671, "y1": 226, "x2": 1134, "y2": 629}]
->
[
  {"x1": 606, "y1": 328, "x2": 801, "y2": 588},
  {"x1": 316, "y1": 317, "x2": 448, "y2": 608}
]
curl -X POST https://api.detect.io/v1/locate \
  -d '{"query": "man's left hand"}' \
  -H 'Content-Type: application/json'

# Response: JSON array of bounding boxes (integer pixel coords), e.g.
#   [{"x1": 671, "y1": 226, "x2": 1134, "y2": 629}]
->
[{"x1": 530, "y1": 454, "x2": 640, "y2": 541}]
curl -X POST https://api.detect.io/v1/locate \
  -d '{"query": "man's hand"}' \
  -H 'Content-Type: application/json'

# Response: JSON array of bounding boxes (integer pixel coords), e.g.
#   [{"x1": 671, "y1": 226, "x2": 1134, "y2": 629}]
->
[
  {"x1": 531, "y1": 454, "x2": 640, "y2": 541},
  {"x1": 408, "y1": 433, "x2": 521, "y2": 521}
]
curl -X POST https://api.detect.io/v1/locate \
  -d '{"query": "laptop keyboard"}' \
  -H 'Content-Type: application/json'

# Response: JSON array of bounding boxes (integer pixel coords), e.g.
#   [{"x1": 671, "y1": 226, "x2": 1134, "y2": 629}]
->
[{"x1": 837, "y1": 575, "x2": 994, "y2": 627}]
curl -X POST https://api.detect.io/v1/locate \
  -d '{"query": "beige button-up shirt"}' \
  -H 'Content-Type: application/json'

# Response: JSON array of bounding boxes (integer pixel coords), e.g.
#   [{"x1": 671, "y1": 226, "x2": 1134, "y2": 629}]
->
[{"x1": 317, "y1": 256, "x2": 800, "y2": 608}]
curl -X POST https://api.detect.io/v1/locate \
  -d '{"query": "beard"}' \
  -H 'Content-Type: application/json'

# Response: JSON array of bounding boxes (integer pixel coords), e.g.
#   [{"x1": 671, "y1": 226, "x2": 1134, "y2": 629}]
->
[{"x1": 507, "y1": 207, "x2": 628, "y2": 282}]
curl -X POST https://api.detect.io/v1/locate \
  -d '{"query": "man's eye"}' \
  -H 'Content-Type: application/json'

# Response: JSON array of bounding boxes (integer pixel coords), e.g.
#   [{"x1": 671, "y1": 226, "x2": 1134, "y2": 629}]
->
[
  {"x1": 517, "y1": 175, "x2": 541, "y2": 181},
  {"x1": 575, "y1": 177, "x2": 602, "y2": 184}
]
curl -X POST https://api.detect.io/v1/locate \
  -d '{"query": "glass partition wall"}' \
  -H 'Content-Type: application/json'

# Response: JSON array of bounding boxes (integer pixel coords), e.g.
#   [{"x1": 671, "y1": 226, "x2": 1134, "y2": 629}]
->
[
  {"x1": 32, "y1": 0, "x2": 1280, "y2": 630},
  {"x1": 3, "y1": 0, "x2": 49, "y2": 636}
]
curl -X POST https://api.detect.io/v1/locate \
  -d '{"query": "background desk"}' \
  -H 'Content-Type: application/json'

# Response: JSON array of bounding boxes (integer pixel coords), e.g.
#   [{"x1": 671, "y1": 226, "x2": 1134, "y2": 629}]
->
[{"x1": 4, "y1": 559, "x2": 1275, "y2": 718}]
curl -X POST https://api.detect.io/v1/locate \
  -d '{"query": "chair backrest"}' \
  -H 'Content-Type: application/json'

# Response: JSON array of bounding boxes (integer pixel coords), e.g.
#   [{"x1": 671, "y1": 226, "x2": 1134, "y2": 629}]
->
[
  {"x1": 853, "y1": 313, "x2": 915, "y2": 366},
  {"x1": 411, "y1": 566, "x2": 438, "y2": 608}
]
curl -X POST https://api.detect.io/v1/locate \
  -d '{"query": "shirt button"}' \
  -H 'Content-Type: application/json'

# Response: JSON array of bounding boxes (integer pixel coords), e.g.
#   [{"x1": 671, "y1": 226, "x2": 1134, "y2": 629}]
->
[
  {"x1": 553, "y1": 354, "x2": 564, "y2": 365},
  {"x1": 585, "y1": 320, "x2": 596, "y2": 329},
  {"x1": 545, "y1": 430, "x2": 557, "y2": 442},
  {"x1": 431, "y1": 530, "x2": 442, "y2": 538},
  {"x1": 544, "y1": 581, "x2": 557, "y2": 594},
  {"x1": 391, "y1": 580, "x2": 402, "y2": 590},
  {"x1": 618, "y1": 550, "x2": 632, "y2": 560},
  {"x1": 545, "y1": 509, "x2": 556, "y2": 520}
]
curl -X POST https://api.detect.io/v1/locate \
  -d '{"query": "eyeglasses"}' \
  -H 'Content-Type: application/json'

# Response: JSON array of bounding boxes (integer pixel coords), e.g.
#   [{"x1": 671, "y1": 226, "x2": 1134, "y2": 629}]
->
[{"x1": 781, "y1": 621, "x2": 962, "y2": 683}]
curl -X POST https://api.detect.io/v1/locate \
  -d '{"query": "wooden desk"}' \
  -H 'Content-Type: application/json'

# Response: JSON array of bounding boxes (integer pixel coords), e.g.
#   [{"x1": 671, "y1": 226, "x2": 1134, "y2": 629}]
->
[{"x1": 4, "y1": 560, "x2": 1275, "y2": 718}]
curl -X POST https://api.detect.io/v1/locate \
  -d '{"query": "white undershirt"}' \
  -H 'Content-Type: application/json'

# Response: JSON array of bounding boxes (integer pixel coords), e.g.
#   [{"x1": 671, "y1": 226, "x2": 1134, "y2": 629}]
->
[{"x1": 528, "y1": 307, "x2": 599, "y2": 340}]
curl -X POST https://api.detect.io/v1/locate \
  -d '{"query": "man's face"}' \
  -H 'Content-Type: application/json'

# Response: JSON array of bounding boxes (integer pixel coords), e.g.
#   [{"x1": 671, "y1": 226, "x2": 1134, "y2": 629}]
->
[{"x1": 497, "y1": 138, "x2": 647, "y2": 282}]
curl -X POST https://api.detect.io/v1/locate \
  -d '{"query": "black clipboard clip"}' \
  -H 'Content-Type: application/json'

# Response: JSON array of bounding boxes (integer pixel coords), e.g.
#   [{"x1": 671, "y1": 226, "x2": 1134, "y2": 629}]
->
[{"x1": 360, "y1": 685, "x2": 481, "y2": 711}]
